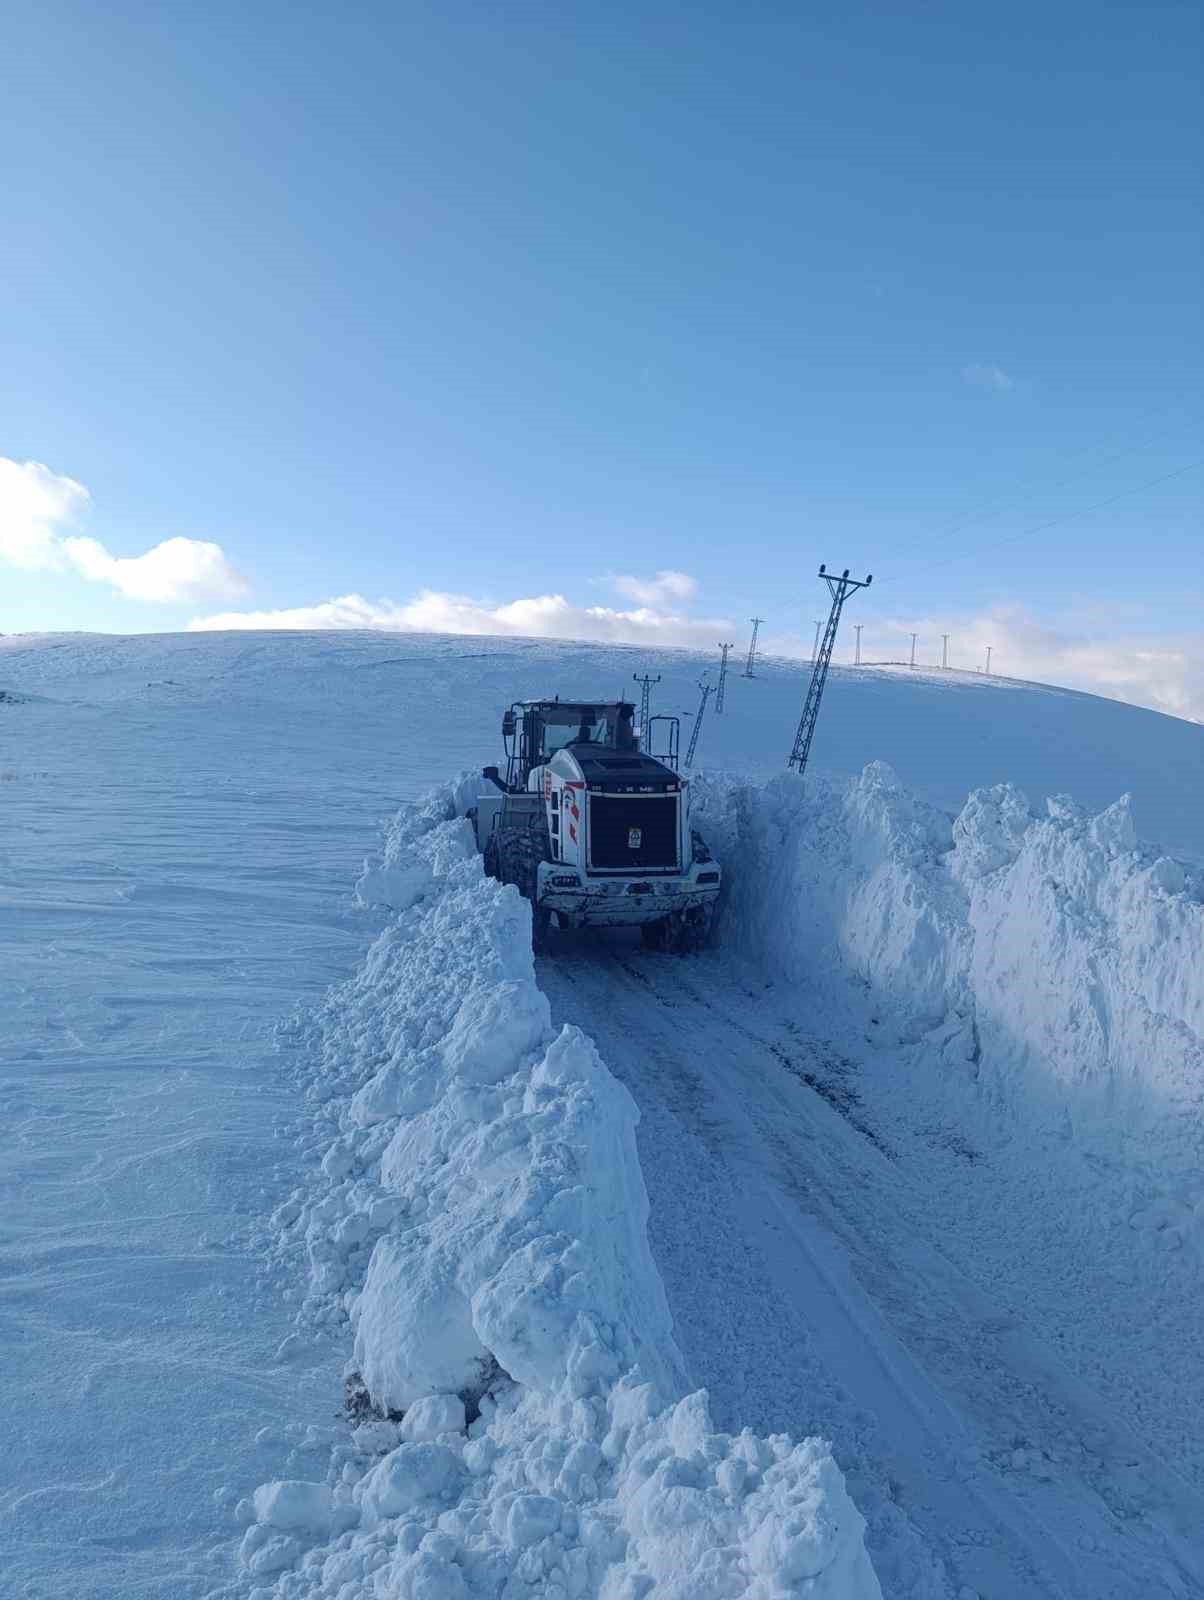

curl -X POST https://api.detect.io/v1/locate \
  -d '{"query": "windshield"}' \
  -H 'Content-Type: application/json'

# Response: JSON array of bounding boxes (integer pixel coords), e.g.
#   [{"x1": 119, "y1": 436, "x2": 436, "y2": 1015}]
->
[{"x1": 536, "y1": 705, "x2": 635, "y2": 756}]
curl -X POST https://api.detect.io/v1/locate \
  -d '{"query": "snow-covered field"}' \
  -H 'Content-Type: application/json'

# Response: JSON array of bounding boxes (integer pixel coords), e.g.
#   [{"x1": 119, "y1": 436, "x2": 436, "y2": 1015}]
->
[{"x1": 1, "y1": 629, "x2": 1201, "y2": 1599}]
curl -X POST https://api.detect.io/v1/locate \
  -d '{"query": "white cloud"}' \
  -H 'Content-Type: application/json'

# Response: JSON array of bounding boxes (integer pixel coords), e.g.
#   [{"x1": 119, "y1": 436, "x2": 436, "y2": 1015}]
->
[
  {"x1": 191, "y1": 587, "x2": 1202, "y2": 722},
  {"x1": 0, "y1": 458, "x2": 91, "y2": 568},
  {"x1": 814, "y1": 607, "x2": 1204, "y2": 724},
  {"x1": 61, "y1": 534, "x2": 246, "y2": 603},
  {"x1": 610, "y1": 569, "x2": 698, "y2": 606},
  {"x1": 0, "y1": 457, "x2": 246, "y2": 603},
  {"x1": 190, "y1": 587, "x2": 733, "y2": 650},
  {"x1": 961, "y1": 363, "x2": 1015, "y2": 392}
]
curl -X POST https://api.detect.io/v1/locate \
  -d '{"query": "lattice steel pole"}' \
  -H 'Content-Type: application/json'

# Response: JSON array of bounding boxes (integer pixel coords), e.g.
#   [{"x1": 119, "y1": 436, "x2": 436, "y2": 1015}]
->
[
  {"x1": 715, "y1": 643, "x2": 733, "y2": 712},
  {"x1": 787, "y1": 565, "x2": 872, "y2": 774},
  {"x1": 632, "y1": 672, "x2": 660, "y2": 735},
  {"x1": 684, "y1": 677, "x2": 713, "y2": 770},
  {"x1": 743, "y1": 618, "x2": 765, "y2": 678}
]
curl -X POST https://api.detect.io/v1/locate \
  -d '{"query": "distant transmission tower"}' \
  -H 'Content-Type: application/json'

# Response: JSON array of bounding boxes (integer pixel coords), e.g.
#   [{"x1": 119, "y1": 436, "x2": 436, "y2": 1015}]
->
[
  {"x1": 941, "y1": 633, "x2": 949, "y2": 670},
  {"x1": 787, "y1": 565, "x2": 872, "y2": 774},
  {"x1": 632, "y1": 672, "x2": 660, "y2": 734},
  {"x1": 854, "y1": 623, "x2": 862, "y2": 666},
  {"x1": 715, "y1": 643, "x2": 733, "y2": 713},
  {"x1": 985, "y1": 645, "x2": 993, "y2": 675},
  {"x1": 910, "y1": 632, "x2": 918, "y2": 668},
  {"x1": 743, "y1": 618, "x2": 765, "y2": 678},
  {"x1": 684, "y1": 677, "x2": 713, "y2": 770}
]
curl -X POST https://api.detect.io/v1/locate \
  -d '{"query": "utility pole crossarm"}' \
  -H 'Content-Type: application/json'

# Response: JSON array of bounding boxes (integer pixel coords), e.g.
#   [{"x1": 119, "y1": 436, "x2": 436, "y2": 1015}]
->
[{"x1": 787, "y1": 565, "x2": 872, "y2": 774}]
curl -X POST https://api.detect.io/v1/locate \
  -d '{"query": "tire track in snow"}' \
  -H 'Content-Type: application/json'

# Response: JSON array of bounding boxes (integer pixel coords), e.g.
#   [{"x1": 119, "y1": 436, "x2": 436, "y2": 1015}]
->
[{"x1": 537, "y1": 938, "x2": 1204, "y2": 1600}]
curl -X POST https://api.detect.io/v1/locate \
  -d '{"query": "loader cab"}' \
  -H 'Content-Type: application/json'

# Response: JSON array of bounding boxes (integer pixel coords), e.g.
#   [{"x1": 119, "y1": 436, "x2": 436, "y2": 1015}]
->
[{"x1": 503, "y1": 699, "x2": 637, "y2": 789}]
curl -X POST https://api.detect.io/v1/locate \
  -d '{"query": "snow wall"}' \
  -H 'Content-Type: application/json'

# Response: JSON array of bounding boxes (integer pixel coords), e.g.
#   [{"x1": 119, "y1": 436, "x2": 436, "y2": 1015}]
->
[
  {"x1": 694, "y1": 764, "x2": 1204, "y2": 1236},
  {"x1": 245, "y1": 783, "x2": 882, "y2": 1600}
]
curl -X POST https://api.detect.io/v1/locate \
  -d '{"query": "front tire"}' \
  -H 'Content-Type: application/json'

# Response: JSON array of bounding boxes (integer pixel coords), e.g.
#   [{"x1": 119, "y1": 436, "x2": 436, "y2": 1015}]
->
[{"x1": 490, "y1": 825, "x2": 553, "y2": 953}]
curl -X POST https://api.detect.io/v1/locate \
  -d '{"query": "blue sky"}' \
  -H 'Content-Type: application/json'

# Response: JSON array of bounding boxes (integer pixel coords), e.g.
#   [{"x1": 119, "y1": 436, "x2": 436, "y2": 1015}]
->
[{"x1": 3, "y1": 2, "x2": 1202, "y2": 710}]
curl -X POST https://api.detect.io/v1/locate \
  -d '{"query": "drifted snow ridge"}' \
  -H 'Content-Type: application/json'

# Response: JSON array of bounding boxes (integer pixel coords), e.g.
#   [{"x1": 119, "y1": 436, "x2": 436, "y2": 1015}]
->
[{"x1": 247, "y1": 781, "x2": 882, "y2": 1600}]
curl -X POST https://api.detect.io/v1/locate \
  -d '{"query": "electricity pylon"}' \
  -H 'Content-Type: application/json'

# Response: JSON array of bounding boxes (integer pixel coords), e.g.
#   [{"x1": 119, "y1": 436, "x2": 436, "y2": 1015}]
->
[
  {"x1": 715, "y1": 643, "x2": 733, "y2": 712},
  {"x1": 743, "y1": 618, "x2": 765, "y2": 678},
  {"x1": 632, "y1": 672, "x2": 660, "y2": 733},
  {"x1": 787, "y1": 565, "x2": 872, "y2": 774},
  {"x1": 684, "y1": 677, "x2": 713, "y2": 770}
]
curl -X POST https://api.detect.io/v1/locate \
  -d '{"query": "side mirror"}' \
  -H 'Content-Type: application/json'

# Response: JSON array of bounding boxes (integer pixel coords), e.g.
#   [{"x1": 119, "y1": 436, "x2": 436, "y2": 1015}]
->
[{"x1": 502, "y1": 711, "x2": 516, "y2": 738}]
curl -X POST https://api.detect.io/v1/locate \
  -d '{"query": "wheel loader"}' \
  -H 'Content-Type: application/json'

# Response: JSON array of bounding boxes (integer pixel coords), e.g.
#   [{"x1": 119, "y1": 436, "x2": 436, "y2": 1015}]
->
[{"x1": 470, "y1": 698, "x2": 721, "y2": 951}]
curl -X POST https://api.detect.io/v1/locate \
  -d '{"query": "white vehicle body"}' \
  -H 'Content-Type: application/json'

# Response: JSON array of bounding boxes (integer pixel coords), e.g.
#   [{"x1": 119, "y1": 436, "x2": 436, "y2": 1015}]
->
[{"x1": 473, "y1": 699, "x2": 721, "y2": 936}]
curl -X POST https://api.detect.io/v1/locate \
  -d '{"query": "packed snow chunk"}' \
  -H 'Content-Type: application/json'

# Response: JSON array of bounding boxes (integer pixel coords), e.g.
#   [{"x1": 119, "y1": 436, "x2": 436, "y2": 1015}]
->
[
  {"x1": 1088, "y1": 792, "x2": 1137, "y2": 857},
  {"x1": 744, "y1": 1438, "x2": 872, "y2": 1588},
  {"x1": 239, "y1": 1525, "x2": 303, "y2": 1577},
  {"x1": 354, "y1": 1232, "x2": 490, "y2": 1412},
  {"x1": 608, "y1": 1383, "x2": 881, "y2": 1600},
  {"x1": 952, "y1": 782, "x2": 1034, "y2": 881},
  {"x1": 356, "y1": 858, "x2": 432, "y2": 912},
  {"x1": 348, "y1": 1054, "x2": 436, "y2": 1128},
  {"x1": 1148, "y1": 855, "x2": 1187, "y2": 896},
  {"x1": 387, "y1": 1549, "x2": 470, "y2": 1599},
  {"x1": 502, "y1": 1491, "x2": 562, "y2": 1549},
  {"x1": 400, "y1": 1394, "x2": 467, "y2": 1442},
  {"x1": 471, "y1": 1234, "x2": 595, "y2": 1393},
  {"x1": 251, "y1": 1478, "x2": 335, "y2": 1537},
  {"x1": 440, "y1": 978, "x2": 552, "y2": 1086},
  {"x1": 358, "y1": 1441, "x2": 461, "y2": 1526}
]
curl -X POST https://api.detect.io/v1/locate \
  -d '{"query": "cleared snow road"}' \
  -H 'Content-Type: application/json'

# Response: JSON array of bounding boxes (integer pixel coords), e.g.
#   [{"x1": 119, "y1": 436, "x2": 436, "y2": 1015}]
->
[{"x1": 538, "y1": 936, "x2": 1204, "y2": 1600}]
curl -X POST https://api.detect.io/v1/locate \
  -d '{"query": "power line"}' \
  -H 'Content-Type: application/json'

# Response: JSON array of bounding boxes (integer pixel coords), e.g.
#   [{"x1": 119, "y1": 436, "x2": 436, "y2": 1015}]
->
[
  {"x1": 885, "y1": 399, "x2": 1195, "y2": 569},
  {"x1": 880, "y1": 454, "x2": 1204, "y2": 585}
]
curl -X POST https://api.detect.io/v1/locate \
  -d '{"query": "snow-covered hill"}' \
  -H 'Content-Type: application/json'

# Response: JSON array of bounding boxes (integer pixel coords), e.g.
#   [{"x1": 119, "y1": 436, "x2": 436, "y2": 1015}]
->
[{"x1": 1, "y1": 629, "x2": 1201, "y2": 1599}]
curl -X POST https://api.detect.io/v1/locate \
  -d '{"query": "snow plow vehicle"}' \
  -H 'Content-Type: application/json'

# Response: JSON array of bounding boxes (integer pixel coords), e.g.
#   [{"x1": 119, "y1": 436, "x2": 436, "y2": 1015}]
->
[{"x1": 472, "y1": 698, "x2": 721, "y2": 951}]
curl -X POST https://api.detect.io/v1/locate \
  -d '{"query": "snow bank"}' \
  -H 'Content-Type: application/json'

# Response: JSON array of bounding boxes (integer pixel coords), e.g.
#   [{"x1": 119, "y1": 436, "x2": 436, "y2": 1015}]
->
[
  {"x1": 248, "y1": 785, "x2": 881, "y2": 1599},
  {"x1": 696, "y1": 764, "x2": 1204, "y2": 1217}
]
